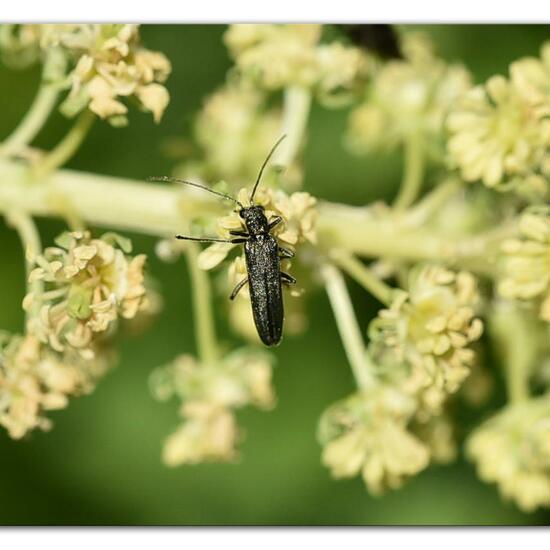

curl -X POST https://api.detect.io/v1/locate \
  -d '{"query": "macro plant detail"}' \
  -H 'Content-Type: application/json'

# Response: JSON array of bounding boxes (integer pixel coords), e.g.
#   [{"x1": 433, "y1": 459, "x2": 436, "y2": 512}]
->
[{"x1": 3, "y1": 23, "x2": 550, "y2": 517}]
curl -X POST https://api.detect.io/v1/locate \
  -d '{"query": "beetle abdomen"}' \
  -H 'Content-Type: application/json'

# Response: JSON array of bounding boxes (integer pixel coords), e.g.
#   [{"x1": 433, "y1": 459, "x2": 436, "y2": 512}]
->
[{"x1": 244, "y1": 236, "x2": 284, "y2": 346}]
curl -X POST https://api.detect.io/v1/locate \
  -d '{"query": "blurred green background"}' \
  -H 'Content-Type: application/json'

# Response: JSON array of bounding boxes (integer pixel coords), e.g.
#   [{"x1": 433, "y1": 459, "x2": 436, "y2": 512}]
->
[{"x1": 1, "y1": 24, "x2": 550, "y2": 526}]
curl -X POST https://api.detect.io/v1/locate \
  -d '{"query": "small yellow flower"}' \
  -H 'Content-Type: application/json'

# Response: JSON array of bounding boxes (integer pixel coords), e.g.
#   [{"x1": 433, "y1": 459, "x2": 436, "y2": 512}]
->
[
  {"x1": 224, "y1": 24, "x2": 370, "y2": 106},
  {"x1": 510, "y1": 42, "x2": 550, "y2": 117},
  {"x1": 318, "y1": 387, "x2": 430, "y2": 495},
  {"x1": 467, "y1": 397, "x2": 550, "y2": 512},
  {"x1": 314, "y1": 42, "x2": 372, "y2": 107},
  {"x1": 369, "y1": 265, "x2": 483, "y2": 414},
  {"x1": 151, "y1": 349, "x2": 275, "y2": 410},
  {"x1": 162, "y1": 402, "x2": 239, "y2": 466},
  {"x1": 151, "y1": 348, "x2": 275, "y2": 466},
  {"x1": 1, "y1": 24, "x2": 171, "y2": 125},
  {"x1": 348, "y1": 32, "x2": 471, "y2": 152},
  {"x1": 0, "y1": 332, "x2": 110, "y2": 439},
  {"x1": 447, "y1": 75, "x2": 550, "y2": 188},
  {"x1": 24, "y1": 231, "x2": 149, "y2": 355},
  {"x1": 224, "y1": 24, "x2": 322, "y2": 90},
  {"x1": 499, "y1": 206, "x2": 550, "y2": 321},
  {"x1": 55, "y1": 24, "x2": 171, "y2": 125},
  {"x1": 192, "y1": 85, "x2": 284, "y2": 186},
  {"x1": 0, "y1": 24, "x2": 42, "y2": 68}
]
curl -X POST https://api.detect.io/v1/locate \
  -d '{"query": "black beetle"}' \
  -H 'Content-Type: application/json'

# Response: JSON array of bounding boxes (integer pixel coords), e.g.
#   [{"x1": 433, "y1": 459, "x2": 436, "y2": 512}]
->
[{"x1": 150, "y1": 136, "x2": 296, "y2": 347}]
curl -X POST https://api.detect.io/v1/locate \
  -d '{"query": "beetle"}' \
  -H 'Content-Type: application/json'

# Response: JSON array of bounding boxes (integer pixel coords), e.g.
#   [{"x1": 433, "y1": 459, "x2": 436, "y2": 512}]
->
[{"x1": 150, "y1": 136, "x2": 296, "y2": 347}]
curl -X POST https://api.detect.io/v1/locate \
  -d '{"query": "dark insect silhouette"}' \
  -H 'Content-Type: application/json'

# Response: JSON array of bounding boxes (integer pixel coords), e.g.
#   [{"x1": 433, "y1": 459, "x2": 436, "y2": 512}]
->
[
  {"x1": 336, "y1": 24, "x2": 402, "y2": 59},
  {"x1": 150, "y1": 136, "x2": 295, "y2": 347}
]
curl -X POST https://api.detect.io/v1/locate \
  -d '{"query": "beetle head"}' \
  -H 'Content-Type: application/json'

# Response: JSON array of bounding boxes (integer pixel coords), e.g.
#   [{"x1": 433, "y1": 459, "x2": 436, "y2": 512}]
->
[{"x1": 240, "y1": 205, "x2": 268, "y2": 234}]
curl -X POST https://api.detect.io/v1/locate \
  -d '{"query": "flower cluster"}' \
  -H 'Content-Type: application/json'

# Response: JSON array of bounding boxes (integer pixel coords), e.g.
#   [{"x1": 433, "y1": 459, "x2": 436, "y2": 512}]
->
[
  {"x1": 0, "y1": 24, "x2": 171, "y2": 125},
  {"x1": 224, "y1": 24, "x2": 371, "y2": 107},
  {"x1": 8, "y1": 22, "x2": 550, "y2": 516},
  {"x1": 59, "y1": 24, "x2": 171, "y2": 125},
  {"x1": 24, "y1": 231, "x2": 149, "y2": 357},
  {"x1": 198, "y1": 186, "x2": 318, "y2": 271},
  {"x1": 347, "y1": 32, "x2": 471, "y2": 154},
  {"x1": 150, "y1": 348, "x2": 275, "y2": 465},
  {"x1": 0, "y1": 332, "x2": 110, "y2": 439},
  {"x1": 186, "y1": 85, "x2": 284, "y2": 187},
  {"x1": 0, "y1": 24, "x2": 42, "y2": 68},
  {"x1": 499, "y1": 206, "x2": 550, "y2": 321},
  {"x1": 467, "y1": 397, "x2": 550, "y2": 512},
  {"x1": 447, "y1": 42, "x2": 550, "y2": 189},
  {"x1": 318, "y1": 386, "x2": 430, "y2": 494},
  {"x1": 369, "y1": 265, "x2": 483, "y2": 415}
]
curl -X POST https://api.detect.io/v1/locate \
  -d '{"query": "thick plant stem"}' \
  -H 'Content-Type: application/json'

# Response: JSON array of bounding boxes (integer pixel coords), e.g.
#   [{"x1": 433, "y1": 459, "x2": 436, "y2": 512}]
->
[
  {"x1": 273, "y1": 85, "x2": 311, "y2": 169},
  {"x1": 330, "y1": 249, "x2": 393, "y2": 305},
  {"x1": 321, "y1": 262, "x2": 376, "y2": 390},
  {"x1": 185, "y1": 242, "x2": 219, "y2": 365},
  {"x1": 393, "y1": 134, "x2": 425, "y2": 211},
  {"x1": 6, "y1": 210, "x2": 43, "y2": 321},
  {"x1": 0, "y1": 48, "x2": 66, "y2": 158},
  {"x1": 32, "y1": 109, "x2": 95, "y2": 177},
  {"x1": 0, "y1": 159, "x2": 503, "y2": 274}
]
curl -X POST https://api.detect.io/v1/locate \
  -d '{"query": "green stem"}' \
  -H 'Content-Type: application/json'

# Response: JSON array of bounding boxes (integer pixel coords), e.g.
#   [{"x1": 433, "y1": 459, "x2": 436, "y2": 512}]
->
[
  {"x1": 5, "y1": 210, "x2": 43, "y2": 321},
  {"x1": 317, "y1": 204, "x2": 456, "y2": 263},
  {"x1": 0, "y1": 159, "x2": 504, "y2": 275},
  {"x1": 1, "y1": 85, "x2": 59, "y2": 158},
  {"x1": 32, "y1": 109, "x2": 95, "y2": 177},
  {"x1": 393, "y1": 133, "x2": 425, "y2": 212},
  {"x1": 507, "y1": 358, "x2": 531, "y2": 404},
  {"x1": 489, "y1": 304, "x2": 533, "y2": 404},
  {"x1": 330, "y1": 249, "x2": 394, "y2": 306},
  {"x1": 0, "y1": 48, "x2": 66, "y2": 158},
  {"x1": 321, "y1": 262, "x2": 376, "y2": 390},
  {"x1": 185, "y1": 242, "x2": 219, "y2": 365},
  {"x1": 406, "y1": 177, "x2": 462, "y2": 226},
  {"x1": 273, "y1": 85, "x2": 311, "y2": 169}
]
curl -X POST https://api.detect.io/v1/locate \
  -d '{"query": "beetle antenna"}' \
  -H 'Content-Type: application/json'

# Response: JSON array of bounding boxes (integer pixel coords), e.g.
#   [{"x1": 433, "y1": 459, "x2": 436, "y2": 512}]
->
[
  {"x1": 149, "y1": 176, "x2": 243, "y2": 208},
  {"x1": 175, "y1": 235, "x2": 233, "y2": 243},
  {"x1": 249, "y1": 134, "x2": 287, "y2": 202}
]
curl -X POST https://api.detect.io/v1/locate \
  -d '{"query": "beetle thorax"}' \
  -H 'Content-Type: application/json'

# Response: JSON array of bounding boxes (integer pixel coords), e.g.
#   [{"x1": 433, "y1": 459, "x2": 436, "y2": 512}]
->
[{"x1": 241, "y1": 205, "x2": 269, "y2": 236}]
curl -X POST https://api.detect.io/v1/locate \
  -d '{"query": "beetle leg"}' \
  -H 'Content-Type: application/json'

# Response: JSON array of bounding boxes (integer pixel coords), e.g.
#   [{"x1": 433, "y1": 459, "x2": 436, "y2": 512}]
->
[
  {"x1": 230, "y1": 237, "x2": 249, "y2": 244},
  {"x1": 230, "y1": 277, "x2": 249, "y2": 300},
  {"x1": 268, "y1": 216, "x2": 283, "y2": 230},
  {"x1": 281, "y1": 272, "x2": 296, "y2": 285},
  {"x1": 229, "y1": 229, "x2": 249, "y2": 237},
  {"x1": 279, "y1": 246, "x2": 295, "y2": 259}
]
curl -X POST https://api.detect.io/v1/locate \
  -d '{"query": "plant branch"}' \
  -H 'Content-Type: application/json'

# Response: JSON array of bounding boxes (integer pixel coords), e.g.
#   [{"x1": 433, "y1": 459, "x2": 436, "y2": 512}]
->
[
  {"x1": 0, "y1": 48, "x2": 67, "y2": 158},
  {"x1": 321, "y1": 262, "x2": 376, "y2": 390},
  {"x1": 5, "y1": 209, "x2": 43, "y2": 321},
  {"x1": 330, "y1": 249, "x2": 394, "y2": 305},
  {"x1": 32, "y1": 109, "x2": 95, "y2": 177},
  {"x1": 393, "y1": 133, "x2": 425, "y2": 211},
  {"x1": 0, "y1": 158, "x2": 504, "y2": 275},
  {"x1": 185, "y1": 242, "x2": 219, "y2": 365},
  {"x1": 489, "y1": 304, "x2": 535, "y2": 404},
  {"x1": 405, "y1": 177, "x2": 462, "y2": 226},
  {"x1": 273, "y1": 85, "x2": 311, "y2": 169}
]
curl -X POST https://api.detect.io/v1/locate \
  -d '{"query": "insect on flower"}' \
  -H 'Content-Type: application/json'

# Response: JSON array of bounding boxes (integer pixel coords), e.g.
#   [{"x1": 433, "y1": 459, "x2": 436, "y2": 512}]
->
[{"x1": 150, "y1": 136, "x2": 296, "y2": 347}]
